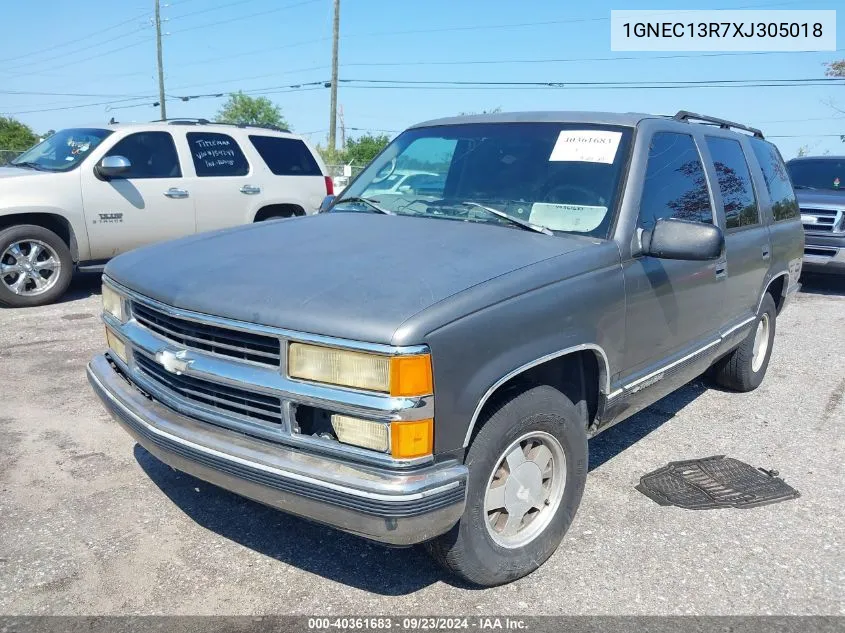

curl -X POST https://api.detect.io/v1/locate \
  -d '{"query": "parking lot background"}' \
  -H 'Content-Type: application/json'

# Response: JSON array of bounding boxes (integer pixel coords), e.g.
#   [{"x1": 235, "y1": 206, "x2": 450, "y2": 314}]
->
[{"x1": 0, "y1": 274, "x2": 843, "y2": 615}]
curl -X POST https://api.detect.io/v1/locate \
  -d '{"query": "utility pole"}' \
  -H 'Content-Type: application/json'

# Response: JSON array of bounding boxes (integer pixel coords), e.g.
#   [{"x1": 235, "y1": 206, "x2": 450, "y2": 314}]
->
[
  {"x1": 328, "y1": 0, "x2": 340, "y2": 151},
  {"x1": 155, "y1": 0, "x2": 167, "y2": 120}
]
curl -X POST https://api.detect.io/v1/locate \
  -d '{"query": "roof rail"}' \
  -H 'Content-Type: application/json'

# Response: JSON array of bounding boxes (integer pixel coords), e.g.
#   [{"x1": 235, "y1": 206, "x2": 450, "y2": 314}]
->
[
  {"x1": 149, "y1": 118, "x2": 290, "y2": 133},
  {"x1": 673, "y1": 110, "x2": 764, "y2": 139}
]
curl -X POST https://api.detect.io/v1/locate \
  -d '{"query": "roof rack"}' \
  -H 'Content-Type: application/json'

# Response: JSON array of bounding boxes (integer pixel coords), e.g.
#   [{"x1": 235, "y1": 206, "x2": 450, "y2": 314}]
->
[
  {"x1": 149, "y1": 118, "x2": 290, "y2": 133},
  {"x1": 672, "y1": 110, "x2": 764, "y2": 139}
]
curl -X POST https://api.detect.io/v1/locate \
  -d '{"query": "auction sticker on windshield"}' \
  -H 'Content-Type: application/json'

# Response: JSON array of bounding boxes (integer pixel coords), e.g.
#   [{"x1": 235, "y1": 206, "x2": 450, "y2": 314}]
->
[{"x1": 549, "y1": 130, "x2": 622, "y2": 164}]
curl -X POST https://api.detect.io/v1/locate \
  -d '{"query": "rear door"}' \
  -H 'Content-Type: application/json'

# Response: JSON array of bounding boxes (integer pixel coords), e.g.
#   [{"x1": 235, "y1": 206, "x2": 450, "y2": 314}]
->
[
  {"x1": 182, "y1": 131, "x2": 257, "y2": 233},
  {"x1": 247, "y1": 135, "x2": 328, "y2": 213},
  {"x1": 701, "y1": 134, "x2": 770, "y2": 329},
  {"x1": 81, "y1": 130, "x2": 195, "y2": 260}
]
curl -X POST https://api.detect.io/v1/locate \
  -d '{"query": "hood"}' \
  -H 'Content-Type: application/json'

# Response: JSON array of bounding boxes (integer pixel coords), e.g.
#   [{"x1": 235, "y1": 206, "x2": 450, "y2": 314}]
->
[
  {"x1": 0, "y1": 166, "x2": 49, "y2": 179},
  {"x1": 795, "y1": 189, "x2": 845, "y2": 207},
  {"x1": 105, "y1": 213, "x2": 591, "y2": 344}
]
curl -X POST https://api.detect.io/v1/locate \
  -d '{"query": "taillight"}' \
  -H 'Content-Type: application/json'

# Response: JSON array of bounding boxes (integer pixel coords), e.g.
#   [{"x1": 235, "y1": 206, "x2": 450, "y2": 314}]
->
[{"x1": 324, "y1": 176, "x2": 334, "y2": 195}]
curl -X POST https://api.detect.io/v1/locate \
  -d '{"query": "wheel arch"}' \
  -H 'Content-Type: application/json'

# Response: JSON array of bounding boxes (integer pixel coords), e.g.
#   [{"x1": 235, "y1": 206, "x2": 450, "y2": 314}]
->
[
  {"x1": 759, "y1": 271, "x2": 789, "y2": 314},
  {"x1": 0, "y1": 212, "x2": 79, "y2": 261},
  {"x1": 253, "y1": 203, "x2": 306, "y2": 222},
  {"x1": 462, "y1": 344, "x2": 611, "y2": 447}
]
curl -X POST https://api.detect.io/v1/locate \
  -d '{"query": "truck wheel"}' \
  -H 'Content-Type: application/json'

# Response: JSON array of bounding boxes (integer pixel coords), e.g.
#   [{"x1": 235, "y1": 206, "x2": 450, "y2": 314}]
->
[
  {"x1": 426, "y1": 384, "x2": 587, "y2": 586},
  {"x1": 0, "y1": 225, "x2": 73, "y2": 308},
  {"x1": 710, "y1": 293, "x2": 777, "y2": 392}
]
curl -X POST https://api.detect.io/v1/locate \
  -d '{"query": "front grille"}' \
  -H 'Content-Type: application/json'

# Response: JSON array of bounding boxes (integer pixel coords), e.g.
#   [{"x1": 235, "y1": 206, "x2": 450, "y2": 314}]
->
[
  {"x1": 134, "y1": 352, "x2": 283, "y2": 425},
  {"x1": 132, "y1": 301, "x2": 281, "y2": 366},
  {"x1": 800, "y1": 207, "x2": 842, "y2": 234},
  {"x1": 805, "y1": 246, "x2": 837, "y2": 258}
]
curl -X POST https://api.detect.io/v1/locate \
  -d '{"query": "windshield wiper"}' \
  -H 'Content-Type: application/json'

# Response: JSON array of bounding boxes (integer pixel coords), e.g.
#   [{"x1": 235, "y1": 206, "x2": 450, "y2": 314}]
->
[
  {"x1": 10, "y1": 161, "x2": 45, "y2": 171},
  {"x1": 332, "y1": 196, "x2": 394, "y2": 215},
  {"x1": 793, "y1": 185, "x2": 817, "y2": 190},
  {"x1": 461, "y1": 201, "x2": 552, "y2": 235}
]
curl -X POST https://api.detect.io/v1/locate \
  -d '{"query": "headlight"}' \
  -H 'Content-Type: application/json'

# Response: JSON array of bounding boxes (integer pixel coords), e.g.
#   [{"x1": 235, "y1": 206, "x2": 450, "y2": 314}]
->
[
  {"x1": 330, "y1": 414, "x2": 434, "y2": 459},
  {"x1": 102, "y1": 284, "x2": 126, "y2": 322},
  {"x1": 288, "y1": 343, "x2": 433, "y2": 397},
  {"x1": 105, "y1": 327, "x2": 127, "y2": 363}
]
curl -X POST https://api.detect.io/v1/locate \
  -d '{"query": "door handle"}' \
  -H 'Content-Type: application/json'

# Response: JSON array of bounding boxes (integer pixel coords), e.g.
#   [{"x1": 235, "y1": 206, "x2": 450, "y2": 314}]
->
[
  {"x1": 715, "y1": 261, "x2": 728, "y2": 279},
  {"x1": 240, "y1": 184, "x2": 261, "y2": 195},
  {"x1": 164, "y1": 188, "x2": 189, "y2": 199},
  {"x1": 762, "y1": 246, "x2": 771, "y2": 261}
]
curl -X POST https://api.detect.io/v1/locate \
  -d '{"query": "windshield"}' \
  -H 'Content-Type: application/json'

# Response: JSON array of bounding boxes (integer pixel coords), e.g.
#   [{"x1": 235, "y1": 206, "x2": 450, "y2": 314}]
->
[
  {"x1": 334, "y1": 122, "x2": 633, "y2": 238},
  {"x1": 786, "y1": 158, "x2": 844, "y2": 192},
  {"x1": 11, "y1": 128, "x2": 112, "y2": 172}
]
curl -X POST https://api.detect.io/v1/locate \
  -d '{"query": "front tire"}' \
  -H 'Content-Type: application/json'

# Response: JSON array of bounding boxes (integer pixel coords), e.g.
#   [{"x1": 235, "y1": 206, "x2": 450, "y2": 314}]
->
[
  {"x1": 710, "y1": 292, "x2": 777, "y2": 392},
  {"x1": 426, "y1": 384, "x2": 588, "y2": 586},
  {"x1": 0, "y1": 224, "x2": 73, "y2": 308}
]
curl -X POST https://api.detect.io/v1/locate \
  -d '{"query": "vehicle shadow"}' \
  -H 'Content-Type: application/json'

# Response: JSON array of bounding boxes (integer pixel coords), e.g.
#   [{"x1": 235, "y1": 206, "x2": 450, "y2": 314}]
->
[
  {"x1": 798, "y1": 273, "x2": 845, "y2": 296},
  {"x1": 134, "y1": 379, "x2": 710, "y2": 593},
  {"x1": 588, "y1": 379, "x2": 708, "y2": 471},
  {"x1": 63, "y1": 272, "x2": 103, "y2": 303}
]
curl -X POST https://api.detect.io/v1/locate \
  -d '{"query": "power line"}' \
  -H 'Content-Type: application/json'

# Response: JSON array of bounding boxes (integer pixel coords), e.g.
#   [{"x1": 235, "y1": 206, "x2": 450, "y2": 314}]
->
[
  {"x1": 342, "y1": 49, "x2": 845, "y2": 68},
  {"x1": 0, "y1": 8, "x2": 152, "y2": 65},
  {"x1": 1, "y1": 38, "x2": 154, "y2": 81},
  {"x1": 168, "y1": 0, "x2": 268, "y2": 22},
  {"x1": 169, "y1": 0, "x2": 321, "y2": 34}
]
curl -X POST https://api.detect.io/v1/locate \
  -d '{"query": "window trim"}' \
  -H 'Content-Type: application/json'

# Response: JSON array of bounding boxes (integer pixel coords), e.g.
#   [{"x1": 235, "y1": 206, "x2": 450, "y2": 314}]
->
[
  {"x1": 186, "y1": 131, "x2": 251, "y2": 178},
  {"x1": 704, "y1": 134, "x2": 761, "y2": 233},
  {"x1": 103, "y1": 130, "x2": 182, "y2": 180}
]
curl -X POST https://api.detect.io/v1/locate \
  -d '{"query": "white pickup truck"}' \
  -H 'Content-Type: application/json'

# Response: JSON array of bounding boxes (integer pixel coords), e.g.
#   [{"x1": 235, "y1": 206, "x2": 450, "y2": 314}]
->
[{"x1": 0, "y1": 119, "x2": 331, "y2": 307}]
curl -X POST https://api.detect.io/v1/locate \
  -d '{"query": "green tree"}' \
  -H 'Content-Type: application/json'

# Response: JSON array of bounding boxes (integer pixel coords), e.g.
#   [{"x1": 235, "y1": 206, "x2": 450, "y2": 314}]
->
[
  {"x1": 344, "y1": 133, "x2": 390, "y2": 165},
  {"x1": 216, "y1": 92, "x2": 289, "y2": 129},
  {"x1": 0, "y1": 116, "x2": 38, "y2": 150}
]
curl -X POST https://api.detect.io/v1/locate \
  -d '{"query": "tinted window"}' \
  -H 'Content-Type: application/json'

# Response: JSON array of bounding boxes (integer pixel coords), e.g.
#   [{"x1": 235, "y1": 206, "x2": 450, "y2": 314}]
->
[
  {"x1": 750, "y1": 138, "x2": 799, "y2": 222},
  {"x1": 786, "y1": 158, "x2": 845, "y2": 192},
  {"x1": 638, "y1": 132, "x2": 713, "y2": 229},
  {"x1": 705, "y1": 137, "x2": 759, "y2": 229},
  {"x1": 186, "y1": 132, "x2": 249, "y2": 177},
  {"x1": 249, "y1": 136, "x2": 321, "y2": 176},
  {"x1": 106, "y1": 132, "x2": 181, "y2": 178}
]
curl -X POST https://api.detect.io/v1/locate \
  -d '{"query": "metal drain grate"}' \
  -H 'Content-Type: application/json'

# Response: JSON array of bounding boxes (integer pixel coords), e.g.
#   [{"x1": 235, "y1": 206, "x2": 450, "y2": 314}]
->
[{"x1": 636, "y1": 456, "x2": 800, "y2": 510}]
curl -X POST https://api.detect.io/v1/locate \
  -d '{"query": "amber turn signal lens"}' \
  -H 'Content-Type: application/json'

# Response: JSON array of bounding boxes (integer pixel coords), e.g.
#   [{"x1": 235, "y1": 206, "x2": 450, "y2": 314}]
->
[
  {"x1": 390, "y1": 419, "x2": 434, "y2": 459},
  {"x1": 389, "y1": 354, "x2": 433, "y2": 397},
  {"x1": 105, "y1": 327, "x2": 127, "y2": 363}
]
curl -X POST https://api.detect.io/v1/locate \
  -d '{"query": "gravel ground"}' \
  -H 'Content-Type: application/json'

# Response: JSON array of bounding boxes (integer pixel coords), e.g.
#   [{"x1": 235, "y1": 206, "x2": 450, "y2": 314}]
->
[{"x1": 0, "y1": 273, "x2": 843, "y2": 616}]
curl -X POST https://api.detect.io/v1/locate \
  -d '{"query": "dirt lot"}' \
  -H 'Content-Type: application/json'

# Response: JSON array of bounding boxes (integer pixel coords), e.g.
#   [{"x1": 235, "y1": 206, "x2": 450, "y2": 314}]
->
[{"x1": 0, "y1": 273, "x2": 843, "y2": 615}]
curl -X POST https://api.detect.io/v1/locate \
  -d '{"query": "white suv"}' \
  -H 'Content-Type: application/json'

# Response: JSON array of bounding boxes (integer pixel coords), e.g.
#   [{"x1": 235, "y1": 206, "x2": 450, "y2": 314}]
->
[{"x1": 0, "y1": 119, "x2": 332, "y2": 307}]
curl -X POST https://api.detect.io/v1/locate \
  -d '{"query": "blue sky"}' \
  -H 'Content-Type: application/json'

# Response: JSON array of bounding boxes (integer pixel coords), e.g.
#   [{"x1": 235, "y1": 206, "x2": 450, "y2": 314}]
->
[{"x1": 1, "y1": 0, "x2": 843, "y2": 158}]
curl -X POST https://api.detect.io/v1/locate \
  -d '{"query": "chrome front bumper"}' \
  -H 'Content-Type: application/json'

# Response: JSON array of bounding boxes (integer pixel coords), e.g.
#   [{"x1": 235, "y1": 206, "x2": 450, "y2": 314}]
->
[{"x1": 88, "y1": 355, "x2": 467, "y2": 545}]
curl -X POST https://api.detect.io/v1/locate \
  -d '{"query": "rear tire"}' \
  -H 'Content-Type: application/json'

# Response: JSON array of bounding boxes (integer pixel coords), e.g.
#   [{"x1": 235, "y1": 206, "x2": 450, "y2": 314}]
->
[
  {"x1": 0, "y1": 224, "x2": 73, "y2": 308},
  {"x1": 710, "y1": 293, "x2": 777, "y2": 392},
  {"x1": 426, "y1": 384, "x2": 588, "y2": 586}
]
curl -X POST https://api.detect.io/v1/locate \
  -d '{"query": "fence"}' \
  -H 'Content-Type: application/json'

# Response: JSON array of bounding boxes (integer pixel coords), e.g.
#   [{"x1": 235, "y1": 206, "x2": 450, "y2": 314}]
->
[{"x1": 0, "y1": 150, "x2": 21, "y2": 166}]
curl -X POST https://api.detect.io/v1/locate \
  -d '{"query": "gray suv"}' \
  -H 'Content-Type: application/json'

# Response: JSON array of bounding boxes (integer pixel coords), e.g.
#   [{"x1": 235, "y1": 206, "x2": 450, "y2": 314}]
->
[
  {"x1": 786, "y1": 155, "x2": 845, "y2": 274},
  {"x1": 88, "y1": 111, "x2": 804, "y2": 586}
]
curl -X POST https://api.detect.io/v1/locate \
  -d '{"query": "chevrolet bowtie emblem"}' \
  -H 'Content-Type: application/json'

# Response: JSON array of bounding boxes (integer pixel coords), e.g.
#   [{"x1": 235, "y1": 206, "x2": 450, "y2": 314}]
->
[{"x1": 156, "y1": 349, "x2": 193, "y2": 375}]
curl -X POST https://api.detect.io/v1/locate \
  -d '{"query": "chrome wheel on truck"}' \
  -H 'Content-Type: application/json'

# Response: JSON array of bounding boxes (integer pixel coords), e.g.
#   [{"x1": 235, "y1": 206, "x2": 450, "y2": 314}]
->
[{"x1": 0, "y1": 225, "x2": 73, "y2": 308}]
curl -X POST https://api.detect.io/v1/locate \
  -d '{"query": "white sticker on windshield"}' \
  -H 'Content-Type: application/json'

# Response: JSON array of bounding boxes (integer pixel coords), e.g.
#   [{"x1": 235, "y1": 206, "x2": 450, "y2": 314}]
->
[
  {"x1": 529, "y1": 203, "x2": 607, "y2": 232},
  {"x1": 549, "y1": 130, "x2": 622, "y2": 164}
]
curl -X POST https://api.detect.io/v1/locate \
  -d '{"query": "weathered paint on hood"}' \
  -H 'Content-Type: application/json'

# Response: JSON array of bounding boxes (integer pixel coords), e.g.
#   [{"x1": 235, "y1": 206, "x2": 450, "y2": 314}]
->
[{"x1": 105, "y1": 213, "x2": 594, "y2": 344}]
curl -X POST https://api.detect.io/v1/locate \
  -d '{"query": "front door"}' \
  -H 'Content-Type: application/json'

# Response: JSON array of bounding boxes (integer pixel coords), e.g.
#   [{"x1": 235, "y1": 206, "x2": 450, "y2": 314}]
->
[
  {"x1": 621, "y1": 131, "x2": 725, "y2": 395},
  {"x1": 81, "y1": 131, "x2": 195, "y2": 260}
]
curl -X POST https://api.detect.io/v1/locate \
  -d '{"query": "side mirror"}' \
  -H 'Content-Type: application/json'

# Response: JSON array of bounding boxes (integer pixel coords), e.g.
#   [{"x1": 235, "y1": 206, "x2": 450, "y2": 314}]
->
[
  {"x1": 318, "y1": 195, "x2": 336, "y2": 213},
  {"x1": 645, "y1": 218, "x2": 724, "y2": 261},
  {"x1": 96, "y1": 155, "x2": 131, "y2": 179}
]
